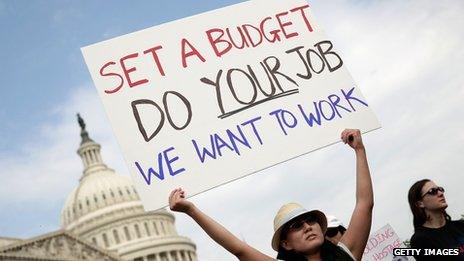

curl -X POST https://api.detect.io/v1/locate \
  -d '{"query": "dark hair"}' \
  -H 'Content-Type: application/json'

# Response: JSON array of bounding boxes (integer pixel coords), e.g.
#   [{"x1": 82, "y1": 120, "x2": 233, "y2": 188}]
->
[
  {"x1": 326, "y1": 225, "x2": 347, "y2": 238},
  {"x1": 276, "y1": 240, "x2": 353, "y2": 261},
  {"x1": 408, "y1": 179, "x2": 451, "y2": 229},
  {"x1": 338, "y1": 226, "x2": 347, "y2": 234}
]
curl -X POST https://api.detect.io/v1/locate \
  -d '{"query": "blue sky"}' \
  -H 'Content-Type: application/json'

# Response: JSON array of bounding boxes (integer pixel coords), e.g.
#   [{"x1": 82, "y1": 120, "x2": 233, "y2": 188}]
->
[
  {"x1": 1, "y1": 0, "x2": 464, "y2": 260},
  {"x1": 0, "y1": 0, "x2": 242, "y2": 156}
]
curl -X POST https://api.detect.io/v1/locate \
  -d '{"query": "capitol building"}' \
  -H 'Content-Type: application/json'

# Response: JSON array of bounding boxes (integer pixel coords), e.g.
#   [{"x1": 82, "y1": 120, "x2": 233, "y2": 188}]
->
[{"x1": 0, "y1": 116, "x2": 197, "y2": 261}]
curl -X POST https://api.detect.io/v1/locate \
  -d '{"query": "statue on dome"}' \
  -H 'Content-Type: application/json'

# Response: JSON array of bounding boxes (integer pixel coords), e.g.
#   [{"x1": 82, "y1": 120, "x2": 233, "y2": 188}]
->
[{"x1": 77, "y1": 113, "x2": 86, "y2": 131}]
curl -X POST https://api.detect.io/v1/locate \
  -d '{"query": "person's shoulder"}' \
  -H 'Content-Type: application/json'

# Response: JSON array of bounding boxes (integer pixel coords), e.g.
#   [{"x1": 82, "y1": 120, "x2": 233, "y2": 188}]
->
[
  {"x1": 411, "y1": 227, "x2": 428, "y2": 239},
  {"x1": 450, "y1": 219, "x2": 464, "y2": 225},
  {"x1": 410, "y1": 229, "x2": 432, "y2": 248},
  {"x1": 449, "y1": 219, "x2": 464, "y2": 229},
  {"x1": 410, "y1": 232, "x2": 422, "y2": 242}
]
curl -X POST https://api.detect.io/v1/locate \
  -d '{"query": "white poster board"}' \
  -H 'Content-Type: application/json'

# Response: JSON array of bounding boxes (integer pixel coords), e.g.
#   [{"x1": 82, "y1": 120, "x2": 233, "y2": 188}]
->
[
  {"x1": 82, "y1": 0, "x2": 381, "y2": 210},
  {"x1": 363, "y1": 224, "x2": 410, "y2": 261}
]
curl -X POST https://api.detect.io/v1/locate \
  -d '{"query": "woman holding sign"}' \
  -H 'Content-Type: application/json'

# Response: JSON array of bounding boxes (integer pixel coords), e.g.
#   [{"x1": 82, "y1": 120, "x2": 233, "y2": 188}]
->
[{"x1": 169, "y1": 129, "x2": 373, "y2": 261}]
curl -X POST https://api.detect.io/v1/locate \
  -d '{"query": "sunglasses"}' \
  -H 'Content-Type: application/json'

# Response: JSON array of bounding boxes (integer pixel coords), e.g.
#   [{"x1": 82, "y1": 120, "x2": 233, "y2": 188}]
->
[
  {"x1": 287, "y1": 214, "x2": 317, "y2": 231},
  {"x1": 421, "y1": 186, "x2": 444, "y2": 198}
]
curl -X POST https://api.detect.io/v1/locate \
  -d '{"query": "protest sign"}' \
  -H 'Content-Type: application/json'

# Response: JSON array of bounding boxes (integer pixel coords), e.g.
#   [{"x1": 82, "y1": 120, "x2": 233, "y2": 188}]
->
[
  {"x1": 363, "y1": 224, "x2": 411, "y2": 261},
  {"x1": 81, "y1": 0, "x2": 381, "y2": 210}
]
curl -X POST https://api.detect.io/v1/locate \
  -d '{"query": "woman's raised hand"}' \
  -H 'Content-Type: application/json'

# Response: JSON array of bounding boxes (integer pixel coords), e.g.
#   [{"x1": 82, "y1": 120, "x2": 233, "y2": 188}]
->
[
  {"x1": 169, "y1": 188, "x2": 194, "y2": 214},
  {"x1": 341, "y1": 128, "x2": 365, "y2": 151}
]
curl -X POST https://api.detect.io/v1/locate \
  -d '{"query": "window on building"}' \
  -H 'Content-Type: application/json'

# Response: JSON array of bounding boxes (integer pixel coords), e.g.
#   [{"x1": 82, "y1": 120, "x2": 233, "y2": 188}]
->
[
  {"x1": 153, "y1": 222, "x2": 159, "y2": 235},
  {"x1": 161, "y1": 221, "x2": 166, "y2": 234},
  {"x1": 92, "y1": 237, "x2": 97, "y2": 245},
  {"x1": 90, "y1": 150, "x2": 95, "y2": 162},
  {"x1": 135, "y1": 224, "x2": 141, "y2": 238},
  {"x1": 160, "y1": 252, "x2": 168, "y2": 261},
  {"x1": 113, "y1": 229, "x2": 120, "y2": 244},
  {"x1": 171, "y1": 251, "x2": 178, "y2": 261},
  {"x1": 124, "y1": 226, "x2": 131, "y2": 241},
  {"x1": 144, "y1": 222, "x2": 151, "y2": 236},
  {"x1": 102, "y1": 233, "x2": 109, "y2": 247}
]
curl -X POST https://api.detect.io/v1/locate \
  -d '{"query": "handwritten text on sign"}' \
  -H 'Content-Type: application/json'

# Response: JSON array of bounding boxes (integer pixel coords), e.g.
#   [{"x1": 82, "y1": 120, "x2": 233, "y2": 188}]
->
[
  {"x1": 362, "y1": 224, "x2": 409, "y2": 261},
  {"x1": 82, "y1": 0, "x2": 380, "y2": 210}
]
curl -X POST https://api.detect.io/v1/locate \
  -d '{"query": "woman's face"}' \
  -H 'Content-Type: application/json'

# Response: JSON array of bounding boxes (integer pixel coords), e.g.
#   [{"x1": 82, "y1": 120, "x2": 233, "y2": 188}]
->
[
  {"x1": 419, "y1": 181, "x2": 447, "y2": 211},
  {"x1": 280, "y1": 215, "x2": 325, "y2": 254}
]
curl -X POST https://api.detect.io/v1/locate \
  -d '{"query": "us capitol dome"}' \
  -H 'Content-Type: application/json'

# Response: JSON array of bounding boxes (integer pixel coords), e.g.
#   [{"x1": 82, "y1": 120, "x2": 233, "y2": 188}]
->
[
  {"x1": 60, "y1": 114, "x2": 197, "y2": 260},
  {"x1": 0, "y1": 114, "x2": 196, "y2": 260}
]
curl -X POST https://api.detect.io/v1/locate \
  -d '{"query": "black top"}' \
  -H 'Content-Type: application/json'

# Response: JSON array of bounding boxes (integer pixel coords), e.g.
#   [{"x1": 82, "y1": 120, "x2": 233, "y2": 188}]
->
[{"x1": 410, "y1": 220, "x2": 464, "y2": 261}]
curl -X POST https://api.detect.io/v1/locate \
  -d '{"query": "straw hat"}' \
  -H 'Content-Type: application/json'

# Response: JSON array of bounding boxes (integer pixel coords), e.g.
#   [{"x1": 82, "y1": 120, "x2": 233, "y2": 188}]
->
[{"x1": 271, "y1": 203, "x2": 327, "y2": 251}]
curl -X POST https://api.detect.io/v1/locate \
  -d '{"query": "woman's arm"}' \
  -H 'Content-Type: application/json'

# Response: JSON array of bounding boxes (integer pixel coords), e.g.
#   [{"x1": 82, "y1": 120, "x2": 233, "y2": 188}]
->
[
  {"x1": 169, "y1": 188, "x2": 274, "y2": 261},
  {"x1": 339, "y1": 129, "x2": 374, "y2": 260}
]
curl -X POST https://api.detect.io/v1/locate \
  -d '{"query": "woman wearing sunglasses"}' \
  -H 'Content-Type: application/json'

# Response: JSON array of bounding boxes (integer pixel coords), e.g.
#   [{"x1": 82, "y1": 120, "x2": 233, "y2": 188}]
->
[
  {"x1": 408, "y1": 179, "x2": 464, "y2": 260},
  {"x1": 169, "y1": 129, "x2": 373, "y2": 261}
]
